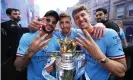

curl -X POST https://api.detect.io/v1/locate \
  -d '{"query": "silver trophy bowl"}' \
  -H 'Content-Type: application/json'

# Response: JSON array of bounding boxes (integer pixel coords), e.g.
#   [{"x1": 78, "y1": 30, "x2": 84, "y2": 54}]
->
[
  {"x1": 55, "y1": 38, "x2": 83, "y2": 80},
  {"x1": 56, "y1": 53, "x2": 76, "y2": 80}
]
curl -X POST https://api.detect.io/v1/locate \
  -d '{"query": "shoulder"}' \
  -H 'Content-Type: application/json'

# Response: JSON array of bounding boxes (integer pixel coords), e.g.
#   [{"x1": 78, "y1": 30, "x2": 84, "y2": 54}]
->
[
  {"x1": 103, "y1": 28, "x2": 121, "y2": 45},
  {"x1": 72, "y1": 28, "x2": 83, "y2": 35},
  {"x1": 1, "y1": 21, "x2": 9, "y2": 27},
  {"x1": 52, "y1": 35, "x2": 60, "y2": 41},
  {"x1": 20, "y1": 32, "x2": 37, "y2": 42},
  {"x1": 104, "y1": 28, "x2": 118, "y2": 36},
  {"x1": 104, "y1": 28, "x2": 120, "y2": 43}
]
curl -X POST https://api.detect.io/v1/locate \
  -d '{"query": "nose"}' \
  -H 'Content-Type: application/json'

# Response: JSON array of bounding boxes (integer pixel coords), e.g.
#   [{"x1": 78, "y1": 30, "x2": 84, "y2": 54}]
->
[
  {"x1": 79, "y1": 16, "x2": 83, "y2": 21},
  {"x1": 96, "y1": 15, "x2": 101, "y2": 18},
  {"x1": 47, "y1": 20, "x2": 53, "y2": 25},
  {"x1": 17, "y1": 14, "x2": 20, "y2": 18},
  {"x1": 63, "y1": 23, "x2": 67, "y2": 28}
]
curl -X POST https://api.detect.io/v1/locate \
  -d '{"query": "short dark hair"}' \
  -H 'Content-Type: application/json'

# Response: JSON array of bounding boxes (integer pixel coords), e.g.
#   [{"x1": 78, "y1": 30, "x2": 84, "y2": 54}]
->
[
  {"x1": 6, "y1": 8, "x2": 20, "y2": 15},
  {"x1": 96, "y1": 8, "x2": 107, "y2": 14},
  {"x1": 59, "y1": 12, "x2": 71, "y2": 20},
  {"x1": 72, "y1": 4, "x2": 88, "y2": 18},
  {"x1": 44, "y1": 10, "x2": 59, "y2": 24}
]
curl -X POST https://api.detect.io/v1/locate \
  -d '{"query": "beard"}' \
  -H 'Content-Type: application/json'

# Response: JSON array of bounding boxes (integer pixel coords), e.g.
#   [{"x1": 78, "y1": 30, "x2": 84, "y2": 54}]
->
[
  {"x1": 97, "y1": 18, "x2": 106, "y2": 23},
  {"x1": 42, "y1": 25, "x2": 54, "y2": 33},
  {"x1": 13, "y1": 17, "x2": 21, "y2": 22}
]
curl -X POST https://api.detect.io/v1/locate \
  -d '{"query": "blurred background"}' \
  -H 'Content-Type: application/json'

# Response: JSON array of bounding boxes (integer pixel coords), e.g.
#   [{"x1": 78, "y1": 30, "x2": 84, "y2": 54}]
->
[
  {"x1": 1, "y1": 0, "x2": 133, "y2": 45},
  {"x1": 1, "y1": 0, "x2": 133, "y2": 80}
]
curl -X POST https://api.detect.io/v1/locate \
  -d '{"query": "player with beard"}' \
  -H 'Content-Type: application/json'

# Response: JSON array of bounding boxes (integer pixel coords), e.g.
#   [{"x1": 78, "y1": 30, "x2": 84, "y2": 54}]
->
[
  {"x1": 14, "y1": 10, "x2": 60, "y2": 80},
  {"x1": 1, "y1": 8, "x2": 29, "y2": 80},
  {"x1": 96, "y1": 8, "x2": 120, "y2": 34}
]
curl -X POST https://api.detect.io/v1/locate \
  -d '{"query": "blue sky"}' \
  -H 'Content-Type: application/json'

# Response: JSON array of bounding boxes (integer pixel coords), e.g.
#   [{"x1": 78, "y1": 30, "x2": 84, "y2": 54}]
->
[{"x1": 35, "y1": 0, "x2": 79, "y2": 17}]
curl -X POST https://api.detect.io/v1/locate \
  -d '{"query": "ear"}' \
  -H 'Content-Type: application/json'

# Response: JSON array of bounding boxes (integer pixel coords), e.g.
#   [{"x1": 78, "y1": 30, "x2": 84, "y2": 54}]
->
[{"x1": 105, "y1": 14, "x2": 108, "y2": 18}]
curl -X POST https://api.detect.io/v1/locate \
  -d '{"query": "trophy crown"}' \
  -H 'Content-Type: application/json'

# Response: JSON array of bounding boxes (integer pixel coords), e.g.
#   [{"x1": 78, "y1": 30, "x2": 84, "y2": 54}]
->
[{"x1": 59, "y1": 37, "x2": 76, "y2": 53}]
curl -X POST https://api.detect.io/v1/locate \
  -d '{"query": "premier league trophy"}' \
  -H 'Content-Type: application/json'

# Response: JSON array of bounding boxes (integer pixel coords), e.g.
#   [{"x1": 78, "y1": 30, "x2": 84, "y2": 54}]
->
[{"x1": 55, "y1": 37, "x2": 83, "y2": 80}]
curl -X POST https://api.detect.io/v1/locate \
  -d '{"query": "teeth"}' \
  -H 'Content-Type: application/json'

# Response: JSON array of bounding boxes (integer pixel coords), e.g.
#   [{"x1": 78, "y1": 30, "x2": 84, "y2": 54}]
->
[
  {"x1": 81, "y1": 22, "x2": 85, "y2": 25},
  {"x1": 46, "y1": 26, "x2": 52, "y2": 31}
]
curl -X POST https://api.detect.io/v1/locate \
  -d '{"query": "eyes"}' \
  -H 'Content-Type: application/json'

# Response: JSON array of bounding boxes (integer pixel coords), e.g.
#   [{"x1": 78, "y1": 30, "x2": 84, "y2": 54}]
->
[
  {"x1": 96, "y1": 13, "x2": 103, "y2": 17},
  {"x1": 60, "y1": 21, "x2": 70, "y2": 25},
  {"x1": 46, "y1": 18, "x2": 56, "y2": 25},
  {"x1": 13, "y1": 13, "x2": 20, "y2": 15},
  {"x1": 74, "y1": 13, "x2": 86, "y2": 20}
]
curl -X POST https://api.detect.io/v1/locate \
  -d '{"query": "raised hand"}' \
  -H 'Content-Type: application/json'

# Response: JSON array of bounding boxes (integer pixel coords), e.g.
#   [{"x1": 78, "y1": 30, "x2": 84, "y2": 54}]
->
[
  {"x1": 28, "y1": 31, "x2": 50, "y2": 57},
  {"x1": 76, "y1": 29, "x2": 103, "y2": 60},
  {"x1": 46, "y1": 64, "x2": 54, "y2": 73},
  {"x1": 28, "y1": 17, "x2": 47, "y2": 32},
  {"x1": 93, "y1": 23, "x2": 105, "y2": 39}
]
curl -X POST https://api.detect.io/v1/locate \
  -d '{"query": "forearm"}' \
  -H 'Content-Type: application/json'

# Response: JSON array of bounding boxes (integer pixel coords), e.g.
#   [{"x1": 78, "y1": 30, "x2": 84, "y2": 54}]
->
[
  {"x1": 14, "y1": 48, "x2": 35, "y2": 71},
  {"x1": 101, "y1": 58, "x2": 127, "y2": 77},
  {"x1": 122, "y1": 39, "x2": 128, "y2": 47},
  {"x1": 87, "y1": 46, "x2": 127, "y2": 77},
  {"x1": 29, "y1": 27, "x2": 37, "y2": 33}
]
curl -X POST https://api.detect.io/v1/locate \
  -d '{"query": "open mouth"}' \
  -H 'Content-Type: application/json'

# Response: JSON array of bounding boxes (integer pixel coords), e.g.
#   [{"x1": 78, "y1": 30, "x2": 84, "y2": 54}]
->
[
  {"x1": 80, "y1": 21, "x2": 86, "y2": 27},
  {"x1": 46, "y1": 25, "x2": 54, "y2": 31}
]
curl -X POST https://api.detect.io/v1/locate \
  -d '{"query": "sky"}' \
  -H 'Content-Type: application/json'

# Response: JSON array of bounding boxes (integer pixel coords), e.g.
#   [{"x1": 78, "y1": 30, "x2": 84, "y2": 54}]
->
[{"x1": 35, "y1": 0, "x2": 79, "y2": 17}]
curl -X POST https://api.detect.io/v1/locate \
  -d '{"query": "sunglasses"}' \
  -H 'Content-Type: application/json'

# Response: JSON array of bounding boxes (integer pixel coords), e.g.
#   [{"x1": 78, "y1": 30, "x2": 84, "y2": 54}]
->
[{"x1": 38, "y1": 18, "x2": 56, "y2": 25}]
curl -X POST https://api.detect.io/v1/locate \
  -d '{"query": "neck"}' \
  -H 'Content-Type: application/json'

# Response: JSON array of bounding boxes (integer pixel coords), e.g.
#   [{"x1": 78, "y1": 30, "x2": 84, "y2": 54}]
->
[
  {"x1": 11, "y1": 19, "x2": 18, "y2": 23},
  {"x1": 62, "y1": 29, "x2": 72, "y2": 36},
  {"x1": 86, "y1": 24, "x2": 94, "y2": 33},
  {"x1": 40, "y1": 30, "x2": 53, "y2": 40}
]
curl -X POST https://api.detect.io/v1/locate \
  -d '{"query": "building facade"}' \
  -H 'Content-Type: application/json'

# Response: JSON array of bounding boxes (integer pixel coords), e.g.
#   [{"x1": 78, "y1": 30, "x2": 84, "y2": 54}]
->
[{"x1": 110, "y1": 0, "x2": 133, "y2": 43}]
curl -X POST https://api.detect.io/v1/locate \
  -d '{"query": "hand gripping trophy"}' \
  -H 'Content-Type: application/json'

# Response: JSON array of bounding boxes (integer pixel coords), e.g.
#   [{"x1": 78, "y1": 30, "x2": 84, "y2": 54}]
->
[
  {"x1": 42, "y1": 37, "x2": 85, "y2": 80},
  {"x1": 56, "y1": 37, "x2": 84, "y2": 80}
]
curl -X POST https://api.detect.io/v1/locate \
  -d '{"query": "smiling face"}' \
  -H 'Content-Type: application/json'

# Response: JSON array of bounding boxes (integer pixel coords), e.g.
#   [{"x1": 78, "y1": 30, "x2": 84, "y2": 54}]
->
[
  {"x1": 96, "y1": 11, "x2": 107, "y2": 23},
  {"x1": 73, "y1": 10, "x2": 91, "y2": 30},
  {"x1": 59, "y1": 17, "x2": 72, "y2": 35},
  {"x1": 10, "y1": 10, "x2": 21, "y2": 22},
  {"x1": 42, "y1": 16, "x2": 56, "y2": 33}
]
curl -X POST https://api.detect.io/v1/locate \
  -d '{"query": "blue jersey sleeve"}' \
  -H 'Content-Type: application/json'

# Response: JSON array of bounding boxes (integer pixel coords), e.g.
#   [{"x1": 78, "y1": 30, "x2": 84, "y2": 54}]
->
[
  {"x1": 105, "y1": 29, "x2": 125, "y2": 59},
  {"x1": 73, "y1": 28, "x2": 83, "y2": 34},
  {"x1": 120, "y1": 28, "x2": 126, "y2": 40},
  {"x1": 16, "y1": 34, "x2": 30, "y2": 56},
  {"x1": 53, "y1": 30, "x2": 60, "y2": 38}
]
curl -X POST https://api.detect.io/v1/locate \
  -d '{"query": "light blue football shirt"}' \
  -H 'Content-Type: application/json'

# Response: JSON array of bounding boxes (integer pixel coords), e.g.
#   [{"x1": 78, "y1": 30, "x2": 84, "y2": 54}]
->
[
  {"x1": 53, "y1": 28, "x2": 83, "y2": 40},
  {"x1": 82, "y1": 28, "x2": 125, "y2": 80},
  {"x1": 17, "y1": 31, "x2": 60, "y2": 80},
  {"x1": 119, "y1": 28, "x2": 126, "y2": 40}
]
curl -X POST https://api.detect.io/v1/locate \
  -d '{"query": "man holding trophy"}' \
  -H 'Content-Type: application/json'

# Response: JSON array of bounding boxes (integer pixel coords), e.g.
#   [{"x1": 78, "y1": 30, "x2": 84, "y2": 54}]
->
[
  {"x1": 72, "y1": 5, "x2": 127, "y2": 80},
  {"x1": 14, "y1": 10, "x2": 60, "y2": 80}
]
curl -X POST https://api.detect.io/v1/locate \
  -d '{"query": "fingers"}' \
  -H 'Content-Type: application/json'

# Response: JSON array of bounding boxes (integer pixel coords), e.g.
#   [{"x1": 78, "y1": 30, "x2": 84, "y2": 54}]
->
[
  {"x1": 76, "y1": 37, "x2": 85, "y2": 47},
  {"x1": 77, "y1": 33, "x2": 86, "y2": 42},
  {"x1": 33, "y1": 19, "x2": 44, "y2": 25},
  {"x1": 93, "y1": 27, "x2": 100, "y2": 39},
  {"x1": 54, "y1": 28, "x2": 59, "y2": 31},
  {"x1": 40, "y1": 39, "x2": 50, "y2": 48},
  {"x1": 29, "y1": 17, "x2": 47, "y2": 31},
  {"x1": 35, "y1": 30, "x2": 42, "y2": 40},
  {"x1": 99, "y1": 27, "x2": 104, "y2": 38},
  {"x1": 93, "y1": 23, "x2": 105, "y2": 39},
  {"x1": 46, "y1": 65, "x2": 54, "y2": 72},
  {"x1": 40, "y1": 17, "x2": 47, "y2": 23},
  {"x1": 94, "y1": 27, "x2": 105, "y2": 39},
  {"x1": 83, "y1": 29, "x2": 92, "y2": 41},
  {"x1": 31, "y1": 22, "x2": 41, "y2": 30},
  {"x1": 76, "y1": 41, "x2": 83, "y2": 47},
  {"x1": 40, "y1": 34, "x2": 48, "y2": 41}
]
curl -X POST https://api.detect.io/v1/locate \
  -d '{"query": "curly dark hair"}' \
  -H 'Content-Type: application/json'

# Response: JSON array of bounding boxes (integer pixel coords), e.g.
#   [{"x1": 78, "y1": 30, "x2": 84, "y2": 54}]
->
[
  {"x1": 6, "y1": 8, "x2": 19, "y2": 15},
  {"x1": 96, "y1": 8, "x2": 107, "y2": 14}
]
